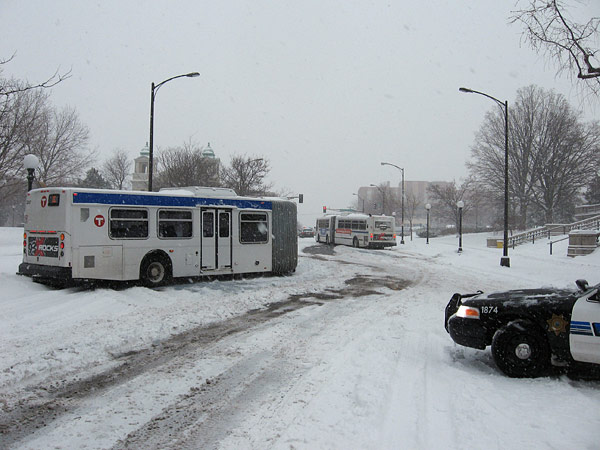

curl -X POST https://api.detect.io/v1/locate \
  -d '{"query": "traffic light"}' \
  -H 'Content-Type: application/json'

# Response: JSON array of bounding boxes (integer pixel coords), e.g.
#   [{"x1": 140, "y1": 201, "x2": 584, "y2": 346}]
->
[{"x1": 323, "y1": 206, "x2": 327, "y2": 213}]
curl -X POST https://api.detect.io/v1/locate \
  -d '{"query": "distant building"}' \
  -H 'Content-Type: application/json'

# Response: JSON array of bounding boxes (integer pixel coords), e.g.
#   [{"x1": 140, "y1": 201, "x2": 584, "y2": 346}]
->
[
  {"x1": 200, "y1": 142, "x2": 221, "y2": 186},
  {"x1": 131, "y1": 142, "x2": 153, "y2": 191},
  {"x1": 131, "y1": 141, "x2": 221, "y2": 191}
]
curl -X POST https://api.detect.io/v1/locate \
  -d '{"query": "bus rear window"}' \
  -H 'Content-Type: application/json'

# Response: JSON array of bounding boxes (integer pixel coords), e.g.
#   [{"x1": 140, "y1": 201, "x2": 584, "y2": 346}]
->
[
  {"x1": 375, "y1": 221, "x2": 391, "y2": 230},
  {"x1": 48, "y1": 194, "x2": 60, "y2": 207}
]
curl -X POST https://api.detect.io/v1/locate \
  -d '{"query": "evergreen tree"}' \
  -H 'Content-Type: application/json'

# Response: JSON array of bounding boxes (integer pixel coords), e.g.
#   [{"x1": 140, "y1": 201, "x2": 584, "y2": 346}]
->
[{"x1": 78, "y1": 168, "x2": 111, "y2": 189}]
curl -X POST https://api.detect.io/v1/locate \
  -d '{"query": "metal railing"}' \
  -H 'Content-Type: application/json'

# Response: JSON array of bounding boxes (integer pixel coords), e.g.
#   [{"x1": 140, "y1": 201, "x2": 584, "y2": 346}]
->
[
  {"x1": 507, "y1": 215, "x2": 600, "y2": 248},
  {"x1": 547, "y1": 236, "x2": 569, "y2": 255}
]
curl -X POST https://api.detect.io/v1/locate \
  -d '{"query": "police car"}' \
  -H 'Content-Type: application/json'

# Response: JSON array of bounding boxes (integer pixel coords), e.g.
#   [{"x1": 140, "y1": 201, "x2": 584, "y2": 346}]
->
[{"x1": 445, "y1": 279, "x2": 600, "y2": 377}]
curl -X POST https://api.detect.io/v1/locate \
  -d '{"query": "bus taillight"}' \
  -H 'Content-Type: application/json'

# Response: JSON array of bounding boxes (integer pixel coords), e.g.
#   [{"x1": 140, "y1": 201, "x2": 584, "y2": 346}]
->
[{"x1": 60, "y1": 233, "x2": 65, "y2": 240}]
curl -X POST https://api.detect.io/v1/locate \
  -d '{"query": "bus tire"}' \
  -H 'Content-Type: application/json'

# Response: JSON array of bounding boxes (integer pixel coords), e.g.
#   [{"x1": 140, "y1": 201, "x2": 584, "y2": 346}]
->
[
  {"x1": 140, "y1": 253, "x2": 172, "y2": 288},
  {"x1": 326, "y1": 235, "x2": 330, "y2": 245},
  {"x1": 316, "y1": 234, "x2": 321, "y2": 243},
  {"x1": 353, "y1": 237, "x2": 359, "y2": 248}
]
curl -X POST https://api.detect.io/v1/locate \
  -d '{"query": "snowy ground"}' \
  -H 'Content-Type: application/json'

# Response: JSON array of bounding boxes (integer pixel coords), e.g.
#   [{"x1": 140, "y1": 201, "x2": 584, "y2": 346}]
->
[{"x1": 0, "y1": 227, "x2": 599, "y2": 449}]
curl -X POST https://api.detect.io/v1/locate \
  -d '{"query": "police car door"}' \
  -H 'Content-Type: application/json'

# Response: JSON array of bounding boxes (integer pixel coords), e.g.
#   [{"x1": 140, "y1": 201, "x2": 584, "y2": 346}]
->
[{"x1": 570, "y1": 289, "x2": 600, "y2": 364}]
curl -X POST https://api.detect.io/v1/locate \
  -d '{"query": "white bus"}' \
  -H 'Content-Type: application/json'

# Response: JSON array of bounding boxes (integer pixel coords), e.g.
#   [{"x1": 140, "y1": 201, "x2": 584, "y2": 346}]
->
[
  {"x1": 18, "y1": 186, "x2": 298, "y2": 286},
  {"x1": 315, "y1": 213, "x2": 397, "y2": 249}
]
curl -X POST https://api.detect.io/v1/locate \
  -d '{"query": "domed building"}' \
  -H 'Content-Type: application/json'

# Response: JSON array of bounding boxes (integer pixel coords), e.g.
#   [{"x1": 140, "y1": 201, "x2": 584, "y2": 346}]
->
[
  {"x1": 200, "y1": 142, "x2": 221, "y2": 186},
  {"x1": 131, "y1": 142, "x2": 154, "y2": 191}
]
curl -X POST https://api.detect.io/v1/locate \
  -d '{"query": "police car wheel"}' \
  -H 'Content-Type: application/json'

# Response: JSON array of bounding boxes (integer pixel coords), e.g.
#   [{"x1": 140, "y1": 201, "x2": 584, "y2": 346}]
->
[{"x1": 491, "y1": 320, "x2": 550, "y2": 378}]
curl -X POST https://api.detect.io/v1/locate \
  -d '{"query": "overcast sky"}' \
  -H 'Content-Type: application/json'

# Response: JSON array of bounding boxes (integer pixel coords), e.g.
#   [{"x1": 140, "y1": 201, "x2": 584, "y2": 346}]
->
[{"x1": 2, "y1": 0, "x2": 598, "y2": 225}]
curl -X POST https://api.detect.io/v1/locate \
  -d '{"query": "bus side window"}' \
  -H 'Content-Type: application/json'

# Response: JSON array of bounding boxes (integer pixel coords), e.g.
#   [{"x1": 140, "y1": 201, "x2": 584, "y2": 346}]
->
[
  {"x1": 240, "y1": 212, "x2": 268, "y2": 243},
  {"x1": 158, "y1": 209, "x2": 193, "y2": 239},
  {"x1": 80, "y1": 208, "x2": 90, "y2": 222}
]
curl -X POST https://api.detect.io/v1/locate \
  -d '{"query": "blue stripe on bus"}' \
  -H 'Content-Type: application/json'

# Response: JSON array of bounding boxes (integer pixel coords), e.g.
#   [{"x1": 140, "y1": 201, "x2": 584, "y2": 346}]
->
[{"x1": 72, "y1": 192, "x2": 272, "y2": 210}]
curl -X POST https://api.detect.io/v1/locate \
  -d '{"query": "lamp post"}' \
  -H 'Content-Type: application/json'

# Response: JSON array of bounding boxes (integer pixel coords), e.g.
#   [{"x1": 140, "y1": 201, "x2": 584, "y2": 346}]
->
[
  {"x1": 380, "y1": 162, "x2": 405, "y2": 244},
  {"x1": 457, "y1": 200, "x2": 464, "y2": 253},
  {"x1": 149, "y1": 72, "x2": 200, "y2": 192},
  {"x1": 369, "y1": 184, "x2": 386, "y2": 214},
  {"x1": 23, "y1": 154, "x2": 39, "y2": 192},
  {"x1": 425, "y1": 203, "x2": 431, "y2": 244},
  {"x1": 353, "y1": 193, "x2": 365, "y2": 212},
  {"x1": 459, "y1": 87, "x2": 509, "y2": 267}
]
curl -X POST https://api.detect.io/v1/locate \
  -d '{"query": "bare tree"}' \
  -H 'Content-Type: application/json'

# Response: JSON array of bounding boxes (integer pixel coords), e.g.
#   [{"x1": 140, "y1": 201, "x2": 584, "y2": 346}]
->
[
  {"x1": 468, "y1": 85, "x2": 600, "y2": 226},
  {"x1": 512, "y1": 1, "x2": 600, "y2": 95},
  {"x1": 427, "y1": 180, "x2": 472, "y2": 230},
  {"x1": 405, "y1": 191, "x2": 421, "y2": 240},
  {"x1": 1, "y1": 54, "x2": 71, "y2": 98},
  {"x1": 221, "y1": 155, "x2": 272, "y2": 196},
  {"x1": 155, "y1": 140, "x2": 220, "y2": 190},
  {"x1": 25, "y1": 105, "x2": 93, "y2": 186},
  {"x1": 0, "y1": 87, "x2": 48, "y2": 198},
  {"x1": 103, "y1": 148, "x2": 131, "y2": 190}
]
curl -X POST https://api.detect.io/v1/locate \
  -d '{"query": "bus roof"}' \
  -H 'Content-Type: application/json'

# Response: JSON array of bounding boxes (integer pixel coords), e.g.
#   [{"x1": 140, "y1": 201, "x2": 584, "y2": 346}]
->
[{"x1": 28, "y1": 187, "x2": 278, "y2": 210}]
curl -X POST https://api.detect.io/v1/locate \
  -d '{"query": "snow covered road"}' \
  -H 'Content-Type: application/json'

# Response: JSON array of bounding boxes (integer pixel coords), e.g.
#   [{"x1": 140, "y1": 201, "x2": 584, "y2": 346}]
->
[{"x1": 1, "y1": 228, "x2": 599, "y2": 449}]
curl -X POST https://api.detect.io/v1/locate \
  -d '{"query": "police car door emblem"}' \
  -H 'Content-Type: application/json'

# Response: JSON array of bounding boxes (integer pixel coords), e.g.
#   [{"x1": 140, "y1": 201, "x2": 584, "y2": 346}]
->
[{"x1": 547, "y1": 314, "x2": 567, "y2": 335}]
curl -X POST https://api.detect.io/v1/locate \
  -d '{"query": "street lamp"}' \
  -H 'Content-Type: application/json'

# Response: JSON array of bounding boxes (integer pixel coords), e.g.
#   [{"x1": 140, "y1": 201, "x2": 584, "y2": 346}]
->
[
  {"x1": 425, "y1": 203, "x2": 431, "y2": 244},
  {"x1": 23, "y1": 154, "x2": 39, "y2": 192},
  {"x1": 381, "y1": 162, "x2": 405, "y2": 244},
  {"x1": 149, "y1": 72, "x2": 200, "y2": 191},
  {"x1": 369, "y1": 184, "x2": 385, "y2": 214},
  {"x1": 457, "y1": 200, "x2": 464, "y2": 253},
  {"x1": 459, "y1": 87, "x2": 510, "y2": 267},
  {"x1": 353, "y1": 193, "x2": 365, "y2": 212}
]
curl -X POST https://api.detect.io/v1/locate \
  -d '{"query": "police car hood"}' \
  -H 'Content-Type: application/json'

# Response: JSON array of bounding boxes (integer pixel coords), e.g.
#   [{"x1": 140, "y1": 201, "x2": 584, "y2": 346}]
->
[{"x1": 463, "y1": 288, "x2": 579, "y2": 307}]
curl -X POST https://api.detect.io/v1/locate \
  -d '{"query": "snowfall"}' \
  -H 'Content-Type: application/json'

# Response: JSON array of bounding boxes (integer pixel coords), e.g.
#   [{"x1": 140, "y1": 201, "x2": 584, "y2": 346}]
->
[{"x1": 0, "y1": 226, "x2": 599, "y2": 449}]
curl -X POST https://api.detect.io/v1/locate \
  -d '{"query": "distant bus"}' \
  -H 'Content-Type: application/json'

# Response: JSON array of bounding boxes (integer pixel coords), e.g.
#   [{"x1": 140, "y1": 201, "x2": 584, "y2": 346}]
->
[
  {"x1": 315, "y1": 213, "x2": 396, "y2": 249},
  {"x1": 18, "y1": 186, "x2": 297, "y2": 286}
]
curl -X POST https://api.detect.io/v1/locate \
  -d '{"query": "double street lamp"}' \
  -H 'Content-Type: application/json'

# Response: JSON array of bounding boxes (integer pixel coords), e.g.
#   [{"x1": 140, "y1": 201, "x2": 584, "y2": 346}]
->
[
  {"x1": 459, "y1": 87, "x2": 510, "y2": 267},
  {"x1": 380, "y1": 162, "x2": 405, "y2": 244},
  {"x1": 149, "y1": 72, "x2": 200, "y2": 191}
]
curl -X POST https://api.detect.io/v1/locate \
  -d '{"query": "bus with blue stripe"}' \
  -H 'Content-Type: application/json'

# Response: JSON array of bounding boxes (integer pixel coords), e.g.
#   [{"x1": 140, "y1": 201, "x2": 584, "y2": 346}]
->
[
  {"x1": 315, "y1": 213, "x2": 396, "y2": 249},
  {"x1": 18, "y1": 186, "x2": 297, "y2": 286}
]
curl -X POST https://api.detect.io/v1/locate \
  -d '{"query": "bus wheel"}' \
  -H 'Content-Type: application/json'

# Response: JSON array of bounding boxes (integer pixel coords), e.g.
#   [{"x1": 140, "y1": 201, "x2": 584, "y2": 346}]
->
[
  {"x1": 316, "y1": 234, "x2": 320, "y2": 243},
  {"x1": 140, "y1": 255, "x2": 171, "y2": 287},
  {"x1": 326, "y1": 235, "x2": 330, "y2": 245},
  {"x1": 353, "y1": 237, "x2": 359, "y2": 248}
]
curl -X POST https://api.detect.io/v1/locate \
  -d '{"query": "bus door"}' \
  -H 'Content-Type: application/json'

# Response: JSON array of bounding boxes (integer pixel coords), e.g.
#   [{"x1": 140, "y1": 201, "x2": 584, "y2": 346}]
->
[
  {"x1": 217, "y1": 210, "x2": 232, "y2": 268},
  {"x1": 329, "y1": 216, "x2": 336, "y2": 244},
  {"x1": 201, "y1": 209, "x2": 232, "y2": 271}
]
